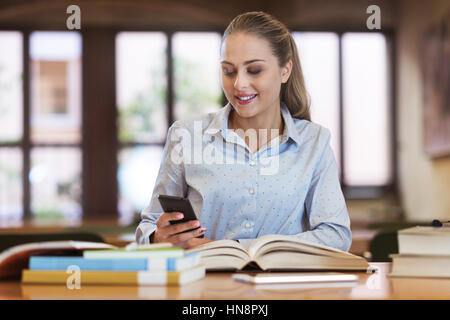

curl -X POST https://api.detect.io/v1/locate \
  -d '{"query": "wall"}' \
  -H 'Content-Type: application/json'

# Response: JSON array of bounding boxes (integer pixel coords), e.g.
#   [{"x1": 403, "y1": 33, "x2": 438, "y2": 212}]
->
[
  {"x1": 397, "y1": 0, "x2": 450, "y2": 221},
  {"x1": 0, "y1": 0, "x2": 397, "y2": 30},
  {"x1": 270, "y1": 0, "x2": 398, "y2": 29}
]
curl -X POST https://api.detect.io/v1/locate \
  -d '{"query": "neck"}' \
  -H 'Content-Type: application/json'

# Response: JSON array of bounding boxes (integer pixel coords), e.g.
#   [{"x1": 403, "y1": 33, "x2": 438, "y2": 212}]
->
[
  {"x1": 229, "y1": 102, "x2": 283, "y2": 132},
  {"x1": 228, "y1": 102, "x2": 285, "y2": 152}
]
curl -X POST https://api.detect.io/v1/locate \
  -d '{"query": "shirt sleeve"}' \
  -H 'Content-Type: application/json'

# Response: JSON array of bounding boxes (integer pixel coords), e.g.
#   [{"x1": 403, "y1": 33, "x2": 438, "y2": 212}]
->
[
  {"x1": 293, "y1": 127, "x2": 352, "y2": 251},
  {"x1": 238, "y1": 127, "x2": 352, "y2": 252},
  {"x1": 135, "y1": 122, "x2": 188, "y2": 244}
]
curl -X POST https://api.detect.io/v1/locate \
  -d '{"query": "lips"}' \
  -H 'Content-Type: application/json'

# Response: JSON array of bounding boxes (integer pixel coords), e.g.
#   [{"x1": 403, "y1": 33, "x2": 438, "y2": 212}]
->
[{"x1": 235, "y1": 94, "x2": 258, "y2": 105}]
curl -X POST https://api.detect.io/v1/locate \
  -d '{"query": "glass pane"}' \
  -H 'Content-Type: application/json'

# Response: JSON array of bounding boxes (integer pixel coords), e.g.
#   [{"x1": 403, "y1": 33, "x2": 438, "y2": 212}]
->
[
  {"x1": 0, "y1": 31, "x2": 23, "y2": 142},
  {"x1": 293, "y1": 32, "x2": 341, "y2": 172},
  {"x1": 30, "y1": 147, "x2": 82, "y2": 221},
  {"x1": 342, "y1": 33, "x2": 391, "y2": 186},
  {"x1": 118, "y1": 146, "x2": 163, "y2": 223},
  {"x1": 173, "y1": 32, "x2": 222, "y2": 121},
  {"x1": 30, "y1": 32, "x2": 82, "y2": 143},
  {"x1": 116, "y1": 32, "x2": 167, "y2": 143},
  {"x1": 0, "y1": 148, "x2": 22, "y2": 221}
]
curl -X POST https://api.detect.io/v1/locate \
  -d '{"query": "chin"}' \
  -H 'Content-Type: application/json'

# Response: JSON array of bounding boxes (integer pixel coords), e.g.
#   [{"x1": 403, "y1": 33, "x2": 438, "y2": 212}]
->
[{"x1": 231, "y1": 102, "x2": 261, "y2": 118}]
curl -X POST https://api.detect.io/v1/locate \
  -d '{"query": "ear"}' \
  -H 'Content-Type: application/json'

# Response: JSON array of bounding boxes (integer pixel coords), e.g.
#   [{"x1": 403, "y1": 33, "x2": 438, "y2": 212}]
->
[{"x1": 281, "y1": 59, "x2": 293, "y2": 84}]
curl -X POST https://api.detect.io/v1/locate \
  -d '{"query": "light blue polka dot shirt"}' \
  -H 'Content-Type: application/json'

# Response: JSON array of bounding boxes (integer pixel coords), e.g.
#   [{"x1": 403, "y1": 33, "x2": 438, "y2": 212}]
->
[{"x1": 136, "y1": 102, "x2": 352, "y2": 252}]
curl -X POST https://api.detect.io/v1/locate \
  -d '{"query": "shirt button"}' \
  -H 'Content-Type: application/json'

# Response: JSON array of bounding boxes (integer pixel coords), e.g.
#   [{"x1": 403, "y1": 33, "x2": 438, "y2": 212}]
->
[
  {"x1": 245, "y1": 222, "x2": 251, "y2": 228},
  {"x1": 248, "y1": 188, "x2": 254, "y2": 195},
  {"x1": 249, "y1": 160, "x2": 256, "y2": 166}
]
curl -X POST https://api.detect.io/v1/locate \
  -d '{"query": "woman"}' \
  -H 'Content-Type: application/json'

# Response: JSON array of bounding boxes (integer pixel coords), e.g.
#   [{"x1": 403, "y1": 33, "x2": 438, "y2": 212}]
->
[{"x1": 135, "y1": 11, "x2": 352, "y2": 251}]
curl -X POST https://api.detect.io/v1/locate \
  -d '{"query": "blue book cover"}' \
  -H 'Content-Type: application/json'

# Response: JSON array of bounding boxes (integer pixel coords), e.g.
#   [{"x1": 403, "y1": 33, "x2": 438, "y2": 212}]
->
[{"x1": 29, "y1": 253, "x2": 200, "y2": 271}]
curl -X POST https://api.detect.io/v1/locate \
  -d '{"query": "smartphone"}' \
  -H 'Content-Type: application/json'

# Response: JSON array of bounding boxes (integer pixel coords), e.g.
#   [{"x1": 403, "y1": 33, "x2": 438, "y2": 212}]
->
[{"x1": 157, "y1": 194, "x2": 204, "y2": 238}]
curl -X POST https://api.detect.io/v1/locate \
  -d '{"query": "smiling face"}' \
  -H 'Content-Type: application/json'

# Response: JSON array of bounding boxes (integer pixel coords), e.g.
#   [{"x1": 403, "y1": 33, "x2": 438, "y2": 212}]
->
[{"x1": 220, "y1": 32, "x2": 292, "y2": 122}]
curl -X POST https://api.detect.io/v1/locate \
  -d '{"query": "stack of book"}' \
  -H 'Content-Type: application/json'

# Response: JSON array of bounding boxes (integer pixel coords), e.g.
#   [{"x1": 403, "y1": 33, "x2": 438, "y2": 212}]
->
[
  {"x1": 389, "y1": 226, "x2": 450, "y2": 278},
  {"x1": 21, "y1": 243, "x2": 205, "y2": 286}
]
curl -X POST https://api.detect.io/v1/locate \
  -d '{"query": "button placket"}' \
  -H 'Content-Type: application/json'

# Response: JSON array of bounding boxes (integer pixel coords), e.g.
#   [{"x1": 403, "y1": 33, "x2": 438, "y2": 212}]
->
[{"x1": 244, "y1": 153, "x2": 257, "y2": 236}]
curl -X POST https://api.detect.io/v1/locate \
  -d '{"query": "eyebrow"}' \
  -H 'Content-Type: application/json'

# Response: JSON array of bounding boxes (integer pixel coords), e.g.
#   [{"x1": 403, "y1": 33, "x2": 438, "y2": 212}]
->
[{"x1": 220, "y1": 59, "x2": 265, "y2": 66}]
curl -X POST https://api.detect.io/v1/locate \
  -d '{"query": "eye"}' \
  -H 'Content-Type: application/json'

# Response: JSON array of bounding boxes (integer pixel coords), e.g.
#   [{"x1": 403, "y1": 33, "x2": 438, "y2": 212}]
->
[
  {"x1": 248, "y1": 69, "x2": 261, "y2": 75},
  {"x1": 222, "y1": 68, "x2": 235, "y2": 76}
]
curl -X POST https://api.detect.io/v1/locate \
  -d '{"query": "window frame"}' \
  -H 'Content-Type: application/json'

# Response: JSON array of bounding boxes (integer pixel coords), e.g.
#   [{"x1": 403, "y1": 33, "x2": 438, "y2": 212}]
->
[
  {"x1": 290, "y1": 27, "x2": 397, "y2": 200},
  {"x1": 0, "y1": 28, "x2": 84, "y2": 221}
]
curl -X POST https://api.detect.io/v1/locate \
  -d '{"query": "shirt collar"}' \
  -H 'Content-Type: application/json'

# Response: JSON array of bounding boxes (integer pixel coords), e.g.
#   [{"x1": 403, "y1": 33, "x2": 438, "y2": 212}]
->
[
  {"x1": 280, "y1": 101, "x2": 302, "y2": 145},
  {"x1": 204, "y1": 103, "x2": 230, "y2": 135},
  {"x1": 204, "y1": 102, "x2": 302, "y2": 145}
]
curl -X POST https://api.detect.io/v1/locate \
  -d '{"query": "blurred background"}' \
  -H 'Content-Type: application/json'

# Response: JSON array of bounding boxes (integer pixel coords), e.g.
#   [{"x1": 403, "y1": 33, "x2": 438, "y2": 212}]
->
[{"x1": 0, "y1": 0, "x2": 449, "y2": 260}]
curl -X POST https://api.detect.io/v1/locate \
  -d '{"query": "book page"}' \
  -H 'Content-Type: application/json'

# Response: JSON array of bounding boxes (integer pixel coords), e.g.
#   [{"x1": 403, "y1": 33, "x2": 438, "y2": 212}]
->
[
  {"x1": 256, "y1": 251, "x2": 369, "y2": 271},
  {"x1": 247, "y1": 234, "x2": 358, "y2": 260},
  {"x1": 187, "y1": 239, "x2": 247, "y2": 254},
  {"x1": 399, "y1": 226, "x2": 450, "y2": 235},
  {"x1": 186, "y1": 239, "x2": 250, "y2": 270}
]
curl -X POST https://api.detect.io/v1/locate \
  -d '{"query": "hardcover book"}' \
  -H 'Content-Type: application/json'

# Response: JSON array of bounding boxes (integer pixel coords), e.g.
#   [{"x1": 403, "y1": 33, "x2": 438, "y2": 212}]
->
[
  {"x1": 0, "y1": 241, "x2": 115, "y2": 279},
  {"x1": 21, "y1": 264, "x2": 206, "y2": 285},
  {"x1": 186, "y1": 234, "x2": 372, "y2": 272},
  {"x1": 29, "y1": 253, "x2": 200, "y2": 272}
]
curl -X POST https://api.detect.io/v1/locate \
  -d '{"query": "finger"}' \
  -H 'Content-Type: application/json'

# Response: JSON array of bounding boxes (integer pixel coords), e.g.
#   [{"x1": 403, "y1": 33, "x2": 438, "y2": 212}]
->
[
  {"x1": 167, "y1": 227, "x2": 206, "y2": 245},
  {"x1": 156, "y1": 212, "x2": 184, "y2": 228},
  {"x1": 164, "y1": 220, "x2": 200, "y2": 236}
]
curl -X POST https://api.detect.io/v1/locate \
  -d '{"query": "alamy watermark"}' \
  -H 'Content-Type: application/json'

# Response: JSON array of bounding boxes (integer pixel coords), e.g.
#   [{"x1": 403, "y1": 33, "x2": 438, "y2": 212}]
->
[
  {"x1": 66, "y1": 5, "x2": 81, "y2": 30},
  {"x1": 65, "y1": 4, "x2": 380, "y2": 31},
  {"x1": 169, "y1": 121, "x2": 281, "y2": 175},
  {"x1": 366, "y1": 5, "x2": 381, "y2": 30},
  {"x1": 66, "y1": 265, "x2": 81, "y2": 289}
]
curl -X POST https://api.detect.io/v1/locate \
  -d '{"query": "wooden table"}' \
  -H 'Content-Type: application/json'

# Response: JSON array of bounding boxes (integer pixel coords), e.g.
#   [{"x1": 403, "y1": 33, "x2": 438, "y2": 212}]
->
[{"x1": 1, "y1": 263, "x2": 449, "y2": 300}]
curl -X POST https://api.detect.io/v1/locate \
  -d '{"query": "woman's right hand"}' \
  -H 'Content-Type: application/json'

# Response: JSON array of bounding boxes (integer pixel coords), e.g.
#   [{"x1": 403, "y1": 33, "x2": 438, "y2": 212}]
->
[{"x1": 151, "y1": 212, "x2": 206, "y2": 247}]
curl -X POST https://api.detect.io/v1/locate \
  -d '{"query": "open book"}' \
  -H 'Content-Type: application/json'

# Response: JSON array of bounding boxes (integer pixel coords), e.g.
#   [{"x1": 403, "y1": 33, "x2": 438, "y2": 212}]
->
[{"x1": 186, "y1": 234, "x2": 371, "y2": 272}]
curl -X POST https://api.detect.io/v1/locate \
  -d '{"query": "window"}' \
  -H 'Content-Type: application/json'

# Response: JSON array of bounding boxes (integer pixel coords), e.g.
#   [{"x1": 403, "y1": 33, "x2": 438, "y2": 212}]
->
[
  {"x1": 0, "y1": 32, "x2": 23, "y2": 143},
  {"x1": 116, "y1": 31, "x2": 222, "y2": 222},
  {"x1": 29, "y1": 32, "x2": 82, "y2": 221},
  {"x1": 173, "y1": 32, "x2": 223, "y2": 121},
  {"x1": 30, "y1": 147, "x2": 82, "y2": 220},
  {"x1": 342, "y1": 33, "x2": 391, "y2": 186},
  {"x1": 0, "y1": 31, "x2": 23, "y2": 223},
  {"x1": 116, "y1": 32, "x2": 167, "y2": 144},
  {"x1": 293, "y1": 32, "x2": 341, "y2": 172},
  {"x1": 117, "y1": 146, "x2": 164, "y2": 222},
  {"x1": 0, "y1": 148, "x2": 22, "y2": 222},
  {"x1": 293, "y1": 31, "x2": 393, "y2": 198},
  {"x1": 116, "y1": 32, "x2": 167, "y2": 222},
  {"x1": 0, "y1": 31, "x2": 83, "y2": 224},
  {"x1": 30, "y1": 32, "x2": 82, "y2": 144}
]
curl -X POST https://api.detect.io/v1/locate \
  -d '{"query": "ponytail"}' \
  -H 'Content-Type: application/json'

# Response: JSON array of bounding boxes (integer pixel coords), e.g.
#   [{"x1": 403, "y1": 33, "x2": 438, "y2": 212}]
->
[{"x1": 281, "y1": 35, "x2": 311, "y2": 120}]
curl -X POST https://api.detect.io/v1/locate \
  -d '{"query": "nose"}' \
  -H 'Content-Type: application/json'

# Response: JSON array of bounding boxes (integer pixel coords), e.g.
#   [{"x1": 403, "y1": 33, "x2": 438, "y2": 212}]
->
[{"x1": 233, "y1": 71, "x2": 250, "y2": 90}]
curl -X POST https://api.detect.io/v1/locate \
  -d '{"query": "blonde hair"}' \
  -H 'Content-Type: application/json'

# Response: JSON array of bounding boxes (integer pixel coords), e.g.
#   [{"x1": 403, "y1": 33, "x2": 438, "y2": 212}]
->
[{"x1": 222, "y1": 11, "x2": 311, "y2": 121}]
